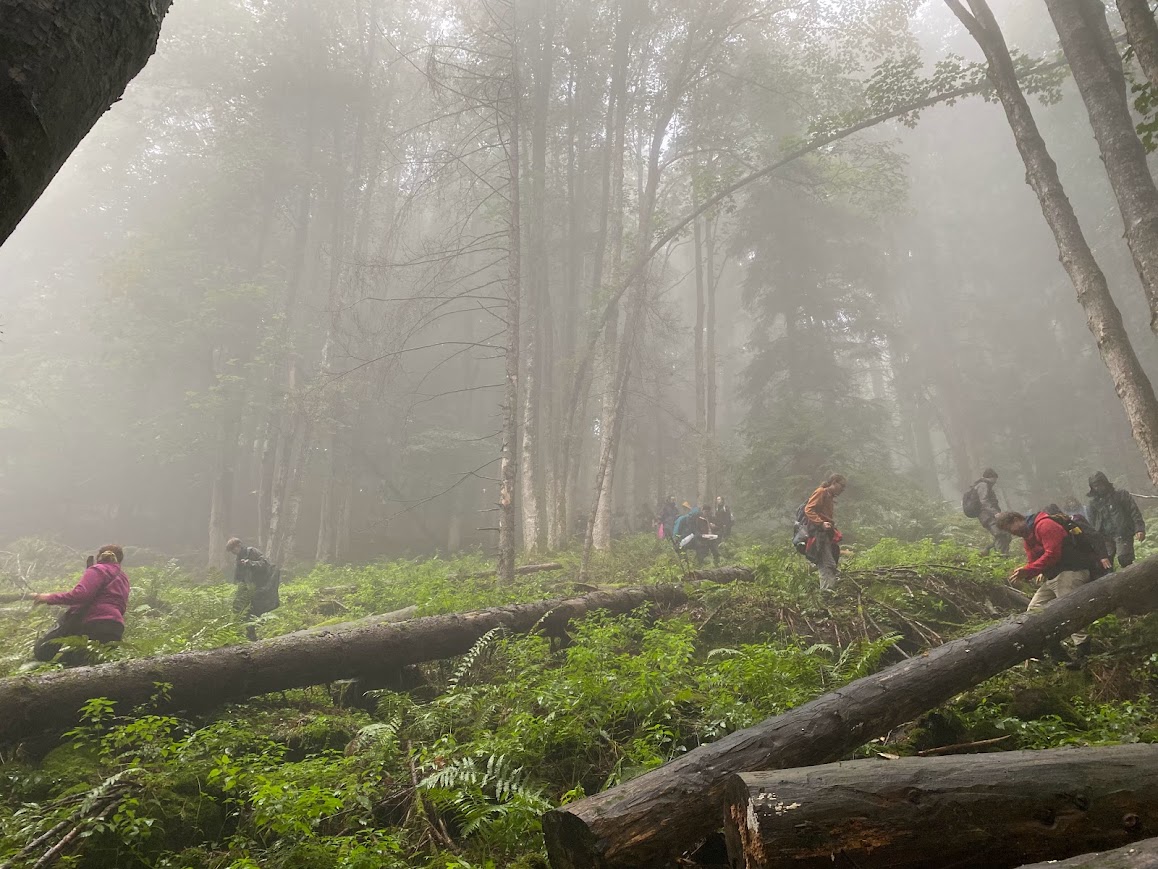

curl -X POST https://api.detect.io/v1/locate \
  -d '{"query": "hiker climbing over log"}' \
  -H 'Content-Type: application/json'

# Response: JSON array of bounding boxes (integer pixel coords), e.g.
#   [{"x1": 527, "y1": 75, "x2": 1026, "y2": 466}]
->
[
  {"x1": 30, "y1": 545, "x2": 130, "y2": 665},
  {"x1": 997, "y1": 510, "x2": 1110, "y2": 669}
]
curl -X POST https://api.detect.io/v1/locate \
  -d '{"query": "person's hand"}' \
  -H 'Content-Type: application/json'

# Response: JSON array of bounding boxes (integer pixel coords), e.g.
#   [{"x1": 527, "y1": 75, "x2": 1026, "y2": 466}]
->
[
  {"x1": 822, "y1": 522, "x2": 833, "y2": 531},
  {"x1": 1101, "y1": 558, "x2": 1113, "y2": 571},
  {"x1": 29, "y1": 593, "x2": 48, "y2": 604},
  {"x1": 1137, "y1": 531, "x2": 1146, "y2": 542},
  {"x1": 1008, "y1": 566, "x2": 1032, "y2": 584}
]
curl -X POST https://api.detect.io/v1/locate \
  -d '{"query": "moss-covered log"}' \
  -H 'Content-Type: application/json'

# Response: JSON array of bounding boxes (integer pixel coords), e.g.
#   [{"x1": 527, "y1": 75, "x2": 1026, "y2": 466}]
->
[
  {"x1": 724, "y1": 746, "x2": 1158, "y2": 868},
  {"x1": 542, "y1": 556, "x2": 1158, "y2": 869},
  {"x1": 0, "y1": 0, "x2": 172, "y2": 244}
]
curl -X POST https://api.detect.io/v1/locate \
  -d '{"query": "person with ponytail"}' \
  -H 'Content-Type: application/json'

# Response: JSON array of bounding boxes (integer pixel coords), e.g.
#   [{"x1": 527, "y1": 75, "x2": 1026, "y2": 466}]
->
[{"x1": 30, "y1": 544, "x2": 131, "y2": 663}]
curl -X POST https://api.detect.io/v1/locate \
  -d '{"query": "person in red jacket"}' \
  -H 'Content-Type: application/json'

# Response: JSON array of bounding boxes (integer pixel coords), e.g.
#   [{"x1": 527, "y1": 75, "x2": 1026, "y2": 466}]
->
[
  {"x1": 31, "y1": 544, "x2": 130, "y2": 664},
  {"x1": 996, "y1": 512, "x2": 1108, "y2": 667}
]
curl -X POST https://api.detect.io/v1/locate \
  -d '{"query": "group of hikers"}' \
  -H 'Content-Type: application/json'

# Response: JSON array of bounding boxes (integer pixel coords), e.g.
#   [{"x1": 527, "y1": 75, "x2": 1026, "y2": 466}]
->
[
  {"x1": 791, "y1": 467, "x2": 1149, "y2": 668},
  {"x1": 656, "y1": 495, "x2": 735, "y2": 566},
  {"x1": 28, "y1": 536, "x2": 280, "y2": 664}
]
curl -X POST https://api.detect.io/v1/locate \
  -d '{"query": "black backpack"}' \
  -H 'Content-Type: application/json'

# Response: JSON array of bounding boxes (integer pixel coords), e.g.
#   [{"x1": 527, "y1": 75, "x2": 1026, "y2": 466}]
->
[
  {"x1": 962, "y1": 484, "x2": 983, "y2": 519},
  {"x1": 1036, "y1": 513, "x2": 1110, "y2": 579},
  {"x1": 251, "y1": 564, "x2": 282, "y2": 616},
  {"x1": 792, "y1": 503, "x2": 809, "y2": 555}
]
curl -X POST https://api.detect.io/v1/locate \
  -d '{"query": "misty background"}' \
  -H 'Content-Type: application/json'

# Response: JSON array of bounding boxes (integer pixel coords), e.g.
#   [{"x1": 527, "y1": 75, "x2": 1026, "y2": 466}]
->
[{"x1": 2, "y1": 0, "x2": 1155, "y2": 571}]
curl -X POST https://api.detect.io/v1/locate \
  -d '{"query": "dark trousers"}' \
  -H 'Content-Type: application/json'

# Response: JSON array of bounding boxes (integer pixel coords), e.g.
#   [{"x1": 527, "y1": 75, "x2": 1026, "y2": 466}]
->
[
  {"x1": 34, "y1": 618, "x2": 124, "y2": 665},
  {"x1": 980, "y1": 512, "x2": 1011, "y2": 556},
  {"x1": 1106, "y1": 536, "x2": 1136, "y2": 568}
]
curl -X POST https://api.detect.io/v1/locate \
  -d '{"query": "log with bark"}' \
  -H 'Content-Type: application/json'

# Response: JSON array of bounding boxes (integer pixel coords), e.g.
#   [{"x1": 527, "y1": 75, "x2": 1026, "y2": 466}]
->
[
  {"x1": 463, "y1": 562, "x2": 565, "y2": 579},
  {"x1": 0, "y1": 0, "x2": 172, "y2": 245},
  {"x1": 541, "y1": 556, "x2": 1158, "y2": 869},
  {"x1": 0, "y1": 567, "x2": 754, "y2": 745},
  {"x1": 722, "y1": 745, "x2": 1158, "y2": 869},
  {"x1": 1017, "y1": 836, "x2": 1158, "y2": 868}
]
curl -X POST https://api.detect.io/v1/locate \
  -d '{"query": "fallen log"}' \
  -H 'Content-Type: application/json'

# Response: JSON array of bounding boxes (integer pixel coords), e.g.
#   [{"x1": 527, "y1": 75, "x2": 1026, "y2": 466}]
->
[
  {"x1": 722, "y1": 745, "x2": 1158, "y2": 869},
  {"x1": 463, "y1": 562, "x2": 565, "y2": 579},
  {"x1": 541, "y1": 555, "x2": 1158, "y2": 869},
  {"x1": 0, "y1": 566, "x2": 753, "y2": 745},
  {"x1": 1016, "y1": 836, "x2": 1158, "y2": 868}
]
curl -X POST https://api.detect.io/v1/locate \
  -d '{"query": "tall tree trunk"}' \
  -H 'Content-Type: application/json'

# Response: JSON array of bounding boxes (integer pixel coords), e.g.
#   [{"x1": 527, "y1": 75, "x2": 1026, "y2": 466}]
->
[
  {"x1": 521, "y1": 0, "x2": 554, "y2": 554},
  {"x1": 0, "y1": 0, "x2": 173, "y2": 244},
  {"x1": 693, "y1": 211, "x2": 708, "y2": 504},
  {"x1": 946, "y1": 0, "x2": 1158, "y2": 487},
  {"x1": 1116, "y1": 0, "x2": 1158, "y2": 91},
  {"x1": 705, "y1": 212, "x2": 719, "y2": 501},
  {"x1": 497, "y1": 26, "x2": 523, "y2": 583},
  {"x1": 207, "y1": 359, "x2": 241, "y2": 574},
  {"x1": 1046, "y1": 0, "x2": 1158, "y2": 333}
]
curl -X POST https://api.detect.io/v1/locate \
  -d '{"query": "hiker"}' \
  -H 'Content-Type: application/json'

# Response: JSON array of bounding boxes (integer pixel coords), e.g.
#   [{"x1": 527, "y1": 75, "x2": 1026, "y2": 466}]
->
[
  {"x1": 964, "y1": 469, "x2": 1010, "y2": 556},
  {"x1": 1087, "y1": 471, "x2": 1146, "y2": 568},
  {"x1": 226, "y1": 537, "x2": 279, "y2": 640},
  {"x1": 31, "y1": 544, "x2": 130, "y2": 665},
  {"x1": 1063, "y1": 495, "x2": 1087, "y2": 521},
  {"x1": 996, "y1": 511, "x2": 1111, "y2": 668},
  {"x1": 695, "y1": 506, "x2": 722, "y2": 566},
  {"x1": 657, "y1": 496, "x2": 680, "y2": 543},
  {"x1": 803, "y1": 474, "x2": 846, "y2": 591},
  {"x1": 714, "y1": 496, "x2": 735, "y2": 540}
]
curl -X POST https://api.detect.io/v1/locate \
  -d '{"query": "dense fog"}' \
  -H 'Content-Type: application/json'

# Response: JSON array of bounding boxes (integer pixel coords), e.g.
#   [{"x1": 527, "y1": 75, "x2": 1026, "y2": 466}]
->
[{"x1": 3, "y1": 0, "x2": 1158, "y2": 572}]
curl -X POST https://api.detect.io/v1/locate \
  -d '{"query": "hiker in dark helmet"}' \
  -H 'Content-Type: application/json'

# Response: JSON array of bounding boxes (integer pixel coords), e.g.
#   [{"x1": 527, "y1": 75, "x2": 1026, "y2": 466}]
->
[
  {"x1": 31, "y1": 544, "x2": 130, "y2": 664},
  {"x1": 997, "y1": 511, "x2": 1110, "y2": 668},
  {"x1": 964, "y1": 468, "x2": 1009, "y2": 556},
  {"x1": 1086, "y1": 472, "x2": 1145, "y2": 568}
]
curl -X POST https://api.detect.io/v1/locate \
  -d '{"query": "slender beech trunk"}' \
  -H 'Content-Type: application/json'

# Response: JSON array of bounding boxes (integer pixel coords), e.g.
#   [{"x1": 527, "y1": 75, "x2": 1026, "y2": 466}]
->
[
  {"x1": 498, "y1": 31, "x2": 523, "y2": 583},
  {"x1": 1116, "y1": 0, "x2": 1158, "y2": 91},
  {"x1": 521, "y1": 0, "x2": 554, "y2": 553},
  {"x1": 692, "y1": 211, "x2": 707, "y2": 504},
  {"x1": 945, "y1": 0, "x2": 1158, "y2": 486},
  {"x1": 704, "y1": 213, "x2": 719, "y2": 500},
  {"x1": 207, "y1": 362, "x2": 241, "y2": 574},
  {"x1": 1046, "y1": 0, "x2": 1158, "y2": 333}
]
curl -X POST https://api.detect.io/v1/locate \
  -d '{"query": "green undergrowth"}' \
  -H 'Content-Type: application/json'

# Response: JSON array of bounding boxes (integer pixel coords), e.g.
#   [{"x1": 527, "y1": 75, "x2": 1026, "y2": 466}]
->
[{"x1": 1, "y1": 537, "x2": 1156, "y2": 868}]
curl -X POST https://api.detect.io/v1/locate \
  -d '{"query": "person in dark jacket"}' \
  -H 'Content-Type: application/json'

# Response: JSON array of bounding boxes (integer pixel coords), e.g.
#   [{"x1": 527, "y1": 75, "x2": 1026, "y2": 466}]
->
[
  {"x1": 997, "y1": 511, "x2": 1110, "y2": 667},
  {"x1": 1087, "y1": 471, "x2": 1146, "y2": 568},
  {"x1": 657, "y1": 497, "x2": 680, "y2": 543},
  {"x1": 972, "y1": 469, "x2": 1010, "y2": 556},
  {"x1": 227, "y1": 537, "x2": 273, "y2": 640},
  {"x1": 31, "y1": 544, "x2": 130, "y2": 664},
  {"x1": 713, "y1": 496, "x2": 734, "y2": 540}
]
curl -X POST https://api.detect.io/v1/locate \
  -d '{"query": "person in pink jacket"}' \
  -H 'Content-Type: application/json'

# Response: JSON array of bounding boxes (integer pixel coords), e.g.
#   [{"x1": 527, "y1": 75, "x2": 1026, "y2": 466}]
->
[{"x1": 31, "y1": 544, "x2": 130, "y2": 663}]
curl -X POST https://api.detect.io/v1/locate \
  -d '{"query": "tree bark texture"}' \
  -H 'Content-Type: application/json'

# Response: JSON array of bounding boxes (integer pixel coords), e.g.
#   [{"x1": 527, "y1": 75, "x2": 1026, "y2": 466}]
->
[
  {"x1": 1117, "y1": 0, "x2": 1158, "y2": 92},
  {"x1": 723, "y1": 745, "x2": 1158, "y2": 869},
  {"x1": 946, "y1": 0, "x2": 1158, "y2": 488},
  {"x1": 541, "y1": 555, "x2": 1158, "y2": 869},
  {"x1": 1017, "y1": 836, "x2": 1158, "y2": 868},
  {"x1": 0, "y1": 0, "x2": 172, "y2": 245},
  {"x1": 0, "y1": 576, "x2": 760, "y2": 746},
  {"x1": 1046, "y1": 0, "x2": 1158, "y2": 334}
]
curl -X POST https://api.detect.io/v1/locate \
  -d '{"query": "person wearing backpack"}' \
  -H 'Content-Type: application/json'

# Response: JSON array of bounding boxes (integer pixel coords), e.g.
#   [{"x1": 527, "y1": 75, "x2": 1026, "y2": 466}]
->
[
  {"x1": 996, "y1": 511, "x2": 1111, "y2": 668},
  {"x1": 1086, "y1": 471, "x2": 1146, "y2": 568},
  {"x1": 963, "y1": 469, "x2": 1009, "y2": 556},
  {"x1": 31, "y1": 544, "x2": 130, "y2": 665},
  {"x1": 803, "y1": 474, "x2": 846, "y2": 591},
  {"x1": 226, "y1": 537, "x2": 280, "y2": 640}
]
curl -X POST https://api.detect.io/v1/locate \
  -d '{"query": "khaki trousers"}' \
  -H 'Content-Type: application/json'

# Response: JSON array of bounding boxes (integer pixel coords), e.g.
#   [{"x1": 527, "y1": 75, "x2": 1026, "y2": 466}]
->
[{"x1": 1027, "y1": 569, "x2": 1089, "y2": 646}]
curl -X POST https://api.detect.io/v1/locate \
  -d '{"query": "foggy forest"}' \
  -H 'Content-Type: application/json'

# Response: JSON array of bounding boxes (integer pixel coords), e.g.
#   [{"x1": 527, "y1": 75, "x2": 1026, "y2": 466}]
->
[{"x1": 6, "y1": 0, "x2": 1158, "y2": 866}]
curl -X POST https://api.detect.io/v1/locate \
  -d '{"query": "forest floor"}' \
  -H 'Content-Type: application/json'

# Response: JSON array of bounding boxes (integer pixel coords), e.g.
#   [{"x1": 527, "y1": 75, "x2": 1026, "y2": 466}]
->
[{"x1": 1, "y1": 532, "x2": 1157, "y2": 868}]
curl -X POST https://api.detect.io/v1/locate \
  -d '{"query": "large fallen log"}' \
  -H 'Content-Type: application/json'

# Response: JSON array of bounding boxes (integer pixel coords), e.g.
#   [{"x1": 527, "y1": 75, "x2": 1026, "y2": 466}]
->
[
  {"x1": 463, "y1": 562, "x2": 566, "y2": 579},
  {"x1": 1, "y1": 0, "x2": 172, "y2": 245},
  {"x1": 1016, "y1": 836, "x2": 1158, "y2": 868},
  {"x1": 0, "y1": 567, "x2": 754, "y2": 745},
  {"x1": 722, "y1": 745, "x2": 1158, "y2": 869},
  {"x1": 541, "y1": 556, "x2": 1158, "y2": 869}
]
